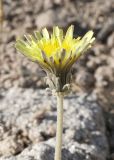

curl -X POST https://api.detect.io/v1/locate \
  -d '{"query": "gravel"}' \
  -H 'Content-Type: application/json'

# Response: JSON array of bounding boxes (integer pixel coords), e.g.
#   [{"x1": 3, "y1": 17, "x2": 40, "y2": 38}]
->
[{"x1": 0, "y1": 0, "x2": 114, "y2": 159}]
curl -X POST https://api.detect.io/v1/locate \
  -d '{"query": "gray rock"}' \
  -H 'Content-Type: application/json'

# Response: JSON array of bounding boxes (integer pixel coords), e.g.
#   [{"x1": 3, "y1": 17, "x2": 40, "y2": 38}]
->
[
  {"x1": 0, "y1": 88, "x2": 109, "y2": 160},
  {"x1": 35, "y1": 10, "x2": 56, "y2": 28}
]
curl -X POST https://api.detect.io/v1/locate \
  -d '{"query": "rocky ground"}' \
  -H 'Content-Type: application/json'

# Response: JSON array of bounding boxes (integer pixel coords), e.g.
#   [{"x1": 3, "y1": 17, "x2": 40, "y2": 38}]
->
[
  {"x1": 0, "y1": 0, "x2": 114, "y2": 159},
  {"x1": 0, "y1": 88, "x2": 108, "y2": 160}
]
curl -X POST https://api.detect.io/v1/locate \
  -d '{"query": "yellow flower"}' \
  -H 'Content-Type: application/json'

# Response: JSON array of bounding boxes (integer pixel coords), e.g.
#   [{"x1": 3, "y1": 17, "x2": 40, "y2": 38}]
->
[{"x1": 15, "y1": 25, "x2": 95, "y2": 93}]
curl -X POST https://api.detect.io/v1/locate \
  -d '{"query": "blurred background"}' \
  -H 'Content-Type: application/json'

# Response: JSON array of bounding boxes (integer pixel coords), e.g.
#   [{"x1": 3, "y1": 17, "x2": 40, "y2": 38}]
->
[
  {"x1": 0, "y1": 0, "x2": 114, "y2": 97},
  {"x1": 0, "y1": 0, "x2": 114, "y2": 159}
]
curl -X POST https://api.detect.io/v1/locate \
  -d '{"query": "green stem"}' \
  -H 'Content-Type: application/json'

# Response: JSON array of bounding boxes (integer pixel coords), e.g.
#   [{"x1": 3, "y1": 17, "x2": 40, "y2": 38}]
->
[{"x1": 54, "y1": 92, "x2": 64, "y2": 160}]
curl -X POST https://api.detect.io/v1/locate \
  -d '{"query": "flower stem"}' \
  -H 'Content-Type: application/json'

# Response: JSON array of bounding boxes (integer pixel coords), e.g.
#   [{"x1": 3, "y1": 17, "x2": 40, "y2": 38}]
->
[{"x1": 54, "y1": 92, "x2": 64, "y2": 160}]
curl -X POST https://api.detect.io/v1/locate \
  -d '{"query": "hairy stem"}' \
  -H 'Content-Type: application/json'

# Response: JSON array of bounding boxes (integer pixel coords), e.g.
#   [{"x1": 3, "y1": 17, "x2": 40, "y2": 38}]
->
[{"x1": 54, "y1": 92, "x2": 64, "y2": 160}]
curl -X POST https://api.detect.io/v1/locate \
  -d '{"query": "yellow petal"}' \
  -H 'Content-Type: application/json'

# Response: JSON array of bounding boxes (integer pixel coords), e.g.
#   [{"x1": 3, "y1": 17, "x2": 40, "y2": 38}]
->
[
  {"x1": 42, "y1": 28, "x2": 49, "y2": 40},
  {"x1": 53, "y1": 26, "x2": 60, "y2": 38},
  {"x1": 65, "y1": 25, "x2": 74, "y2": 39},
  {"x1": 82, "y1": 30, "x2": 94, "y2": 42}
]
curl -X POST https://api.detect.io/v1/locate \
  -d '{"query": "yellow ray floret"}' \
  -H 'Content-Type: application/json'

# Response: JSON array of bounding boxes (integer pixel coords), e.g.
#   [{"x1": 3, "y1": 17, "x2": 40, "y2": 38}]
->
[{"x1": 15, "y1": 25, "x2": 95, "y2": 73}]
